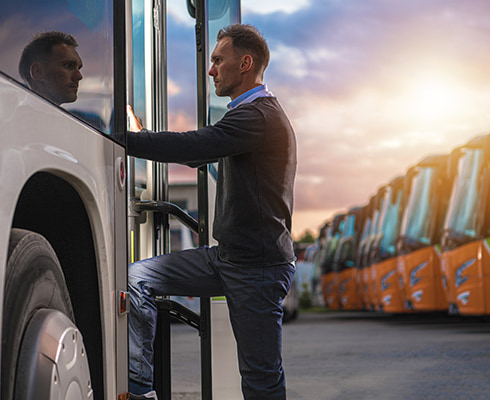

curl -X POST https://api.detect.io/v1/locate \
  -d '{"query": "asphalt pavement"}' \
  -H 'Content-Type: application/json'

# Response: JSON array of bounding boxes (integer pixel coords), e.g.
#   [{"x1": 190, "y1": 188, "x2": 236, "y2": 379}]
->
[{"x1": 169, "y1": 310, "x2": 490, "y2": 399}]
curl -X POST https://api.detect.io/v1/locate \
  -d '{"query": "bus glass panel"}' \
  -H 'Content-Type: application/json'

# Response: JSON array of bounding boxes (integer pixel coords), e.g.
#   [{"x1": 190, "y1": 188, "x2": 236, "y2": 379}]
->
[{"x1": 0, "y1": 0, "x2": 114, "y2": 134}]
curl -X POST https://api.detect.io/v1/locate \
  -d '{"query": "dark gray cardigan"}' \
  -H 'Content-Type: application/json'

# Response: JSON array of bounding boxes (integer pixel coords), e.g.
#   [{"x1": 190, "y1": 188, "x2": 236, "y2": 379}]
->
[{"x1": 126, "y1": 97, "x2": 297, "y2": 266}]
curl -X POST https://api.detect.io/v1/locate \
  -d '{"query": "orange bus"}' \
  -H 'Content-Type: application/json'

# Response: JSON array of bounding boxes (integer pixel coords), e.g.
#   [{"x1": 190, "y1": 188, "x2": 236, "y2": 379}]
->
[
  {"x1": 311, "y1": 223, "x2": 330, "y2": 306},
  {"x1": 440, "y1": 135, "x2": 490, "y2": 315},
  {"x1": 356, "y1": 196, "x2": 375, "y2": 310},
  {"x1": 319, "y1": 214, "x2": 345, "y2": 309},
  {"x1": 396, "y1": 154, "x2": 454, "y2": 312},
  {"x1": 370, "y1": 176, "x2": 408, "y2": 313},
  {"x1": 362, "y1": 188, "x2": 386, "y2": 311},
  {"x1": 334, "y1": 206, "x2": 364, "y2": 310}
]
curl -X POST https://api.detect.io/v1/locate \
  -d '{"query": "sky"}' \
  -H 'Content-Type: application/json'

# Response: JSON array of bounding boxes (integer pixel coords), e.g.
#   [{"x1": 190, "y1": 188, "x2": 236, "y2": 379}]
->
[
  {"x1": 2, "y1": 0, "x2": 490, "y2": 240},
  {"x1": 168, "y1": 0, "x2": 490, "y2": 239}
]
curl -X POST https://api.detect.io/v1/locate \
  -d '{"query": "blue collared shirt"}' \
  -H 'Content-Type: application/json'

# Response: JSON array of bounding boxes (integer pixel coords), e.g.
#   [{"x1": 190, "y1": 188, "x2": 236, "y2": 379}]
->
[{"x1": 227, "y1": 84, "x2": 274, "y2": 110}]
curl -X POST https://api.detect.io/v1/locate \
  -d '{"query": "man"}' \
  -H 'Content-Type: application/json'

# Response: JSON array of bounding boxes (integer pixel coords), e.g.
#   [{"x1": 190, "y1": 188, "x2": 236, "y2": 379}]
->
[
  {"x1": 19, "y1": 31, "x2": 83, "y2": 105},
  {"x1": 127, "y1": 24, "x2": 297, "y2": 400}
]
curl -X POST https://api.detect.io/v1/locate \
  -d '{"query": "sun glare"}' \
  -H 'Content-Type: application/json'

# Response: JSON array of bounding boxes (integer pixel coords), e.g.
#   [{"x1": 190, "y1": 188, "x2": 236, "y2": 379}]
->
[{"x1": 402, "y1": 75, "x2": 468, "y2": 122}]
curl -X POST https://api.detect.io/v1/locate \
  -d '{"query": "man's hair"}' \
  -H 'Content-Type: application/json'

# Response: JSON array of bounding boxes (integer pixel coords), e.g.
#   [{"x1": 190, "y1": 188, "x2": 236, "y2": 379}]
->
[
  {"x1": 19, "y1": 31, "x2": 79, "y2": 85},
  {"x1": 217, "y1": 24, "x2": 270, "y2": 77}
]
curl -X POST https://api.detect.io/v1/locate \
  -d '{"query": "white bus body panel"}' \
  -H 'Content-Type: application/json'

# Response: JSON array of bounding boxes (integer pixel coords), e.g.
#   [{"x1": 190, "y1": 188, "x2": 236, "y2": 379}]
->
[
  {"x1": 211, "y1": 298, "x2": 242, "y2": 400},
  {"x1": 0, "y1": 75, "x2": 127, "y2": 398}
]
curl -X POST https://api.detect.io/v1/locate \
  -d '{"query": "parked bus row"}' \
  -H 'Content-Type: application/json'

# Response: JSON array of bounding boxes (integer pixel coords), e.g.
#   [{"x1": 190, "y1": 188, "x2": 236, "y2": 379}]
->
[{"x1": 314, "y1": 133, "x2": 490, "y2": 316}]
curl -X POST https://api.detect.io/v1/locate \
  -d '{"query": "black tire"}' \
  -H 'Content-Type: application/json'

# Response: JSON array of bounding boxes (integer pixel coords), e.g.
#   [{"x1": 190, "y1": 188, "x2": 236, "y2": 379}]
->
[{"x1": 1, "y1": 229, "x2": 74, "y2": 400}]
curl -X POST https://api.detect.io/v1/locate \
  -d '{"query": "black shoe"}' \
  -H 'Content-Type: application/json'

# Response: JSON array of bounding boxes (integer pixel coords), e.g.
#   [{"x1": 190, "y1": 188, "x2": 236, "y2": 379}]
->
[{"x1": 129, "y1": 390, "x2": 158, "y2": 400}]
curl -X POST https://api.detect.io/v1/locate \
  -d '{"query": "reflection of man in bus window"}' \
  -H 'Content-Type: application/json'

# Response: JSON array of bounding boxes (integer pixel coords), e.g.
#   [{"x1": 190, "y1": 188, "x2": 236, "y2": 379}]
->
[
  {"x1": 19, "y1": 31, "x2": 83, "y2": 106},
  {"x1": 126, "y1": 24, "x2": 296, "y2": 400}
]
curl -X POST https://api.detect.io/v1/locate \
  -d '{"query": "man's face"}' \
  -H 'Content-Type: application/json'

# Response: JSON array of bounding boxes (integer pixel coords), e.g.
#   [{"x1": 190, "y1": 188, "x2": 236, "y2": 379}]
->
[
  {"x1": 35, "y1": 43, "x2": 83, "y2": 105},
  {"x1": 209, "y1": 37, "x2": 242, "y2": 100}
]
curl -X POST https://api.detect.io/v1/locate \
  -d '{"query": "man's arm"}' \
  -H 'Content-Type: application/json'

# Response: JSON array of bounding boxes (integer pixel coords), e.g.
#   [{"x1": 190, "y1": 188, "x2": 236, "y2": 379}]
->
[{"x1": 125, "y1": 102, "x2": 266, "y2": 164}]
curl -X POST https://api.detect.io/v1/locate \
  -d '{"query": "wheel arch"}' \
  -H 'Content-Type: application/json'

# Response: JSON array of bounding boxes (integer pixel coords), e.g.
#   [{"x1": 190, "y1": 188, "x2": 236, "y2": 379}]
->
[{"x1": 11, "y1": 171, "x2": 104, "y2": 399}]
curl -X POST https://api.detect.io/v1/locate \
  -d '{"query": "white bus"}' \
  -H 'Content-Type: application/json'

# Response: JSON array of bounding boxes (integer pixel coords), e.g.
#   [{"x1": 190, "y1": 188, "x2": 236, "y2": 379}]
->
[{"x1": 0, "y1": 0, "x2": 240, "y2": 399}]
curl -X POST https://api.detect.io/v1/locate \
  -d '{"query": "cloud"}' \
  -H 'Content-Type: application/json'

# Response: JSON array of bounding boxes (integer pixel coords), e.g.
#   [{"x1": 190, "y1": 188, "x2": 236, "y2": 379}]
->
[
  {"x1": 146, "y1": 0, "x2": 490, "y2": 236},
  {"x1": 163, "y1": 0, "x2": 490, "y2": 236},
  {"x1": 243, "y1": 0, "x2": 311, "y2": 15},
  {"x1": 163, "y1": 0, "x2": 490, "y2": 239},
  {"x1": 168, "y1": 111, "x2": 196, "y2": 132},
  {"x1": 167, "y1": 1, "x2": 196, "y2": 27},
  {"x1": 270, "y1": 44, "x2": 309, "y2": 79},
  {"x1": 280, "y1": 75, "x2": 490, "y2": 218},
  {"x1": 167, "y1": 79, "x2": 181, "y2": 97}
]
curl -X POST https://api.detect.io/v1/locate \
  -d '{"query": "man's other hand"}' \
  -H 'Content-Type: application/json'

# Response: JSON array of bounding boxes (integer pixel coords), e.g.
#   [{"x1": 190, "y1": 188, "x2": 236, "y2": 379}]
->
[{"x1": 127, "y1": 105, "x2": 144, "y2": 131}]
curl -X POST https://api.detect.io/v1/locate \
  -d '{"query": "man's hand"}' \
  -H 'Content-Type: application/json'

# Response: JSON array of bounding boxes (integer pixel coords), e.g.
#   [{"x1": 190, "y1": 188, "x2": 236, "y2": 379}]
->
[{"x1": 127, "y1": 105, "x2": 144, "y2": 131}]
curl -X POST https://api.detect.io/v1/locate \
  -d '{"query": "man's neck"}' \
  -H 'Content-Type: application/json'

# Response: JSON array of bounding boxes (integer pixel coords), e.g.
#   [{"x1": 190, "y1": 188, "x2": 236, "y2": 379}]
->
[{"x1": 227, "y1": 84, "x2": 274, "y2": 110}]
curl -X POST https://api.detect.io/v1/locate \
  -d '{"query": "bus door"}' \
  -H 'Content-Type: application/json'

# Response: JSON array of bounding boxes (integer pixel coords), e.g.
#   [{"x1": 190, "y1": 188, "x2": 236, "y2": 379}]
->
[
  {"x1": 371, "y1": 177, "x2": 407, "y2": 313},
  {"x1": 320, "y1": 214, "x2": 345, "y2": 309},
  {"x1": 365, "y1": 187, "x2": 386, "y2": 311},
  {"x1": 127, "y1": 0, "x2": 241, "y2": 399},
  {"x1": 312, "y1": 223, "x2": 329, "y2": 305},
  {"x1": 312, "y1": 223, "x2": 330, "y2": 305},
  {"x1": 441, "y1": 135, "x2": 490, "y2": 315},
  {"x1": 203, "y1": 1, "x2": 242, "y2": 398},
  {"x1": 356, "y1": 197, "x2": 375, "y2": 310},
  {"x1": 128, "y1": 0, "x2": 168, "y2": 263},
  {"x1": 334, "y1": 207, "x2": 363, "y2": 310},
  {"x1": 396, "y1": 155, "x2": 452, "y2": 312},
  {"x1": 128, "y1": 3, "x2": 196, "y2": 397}
]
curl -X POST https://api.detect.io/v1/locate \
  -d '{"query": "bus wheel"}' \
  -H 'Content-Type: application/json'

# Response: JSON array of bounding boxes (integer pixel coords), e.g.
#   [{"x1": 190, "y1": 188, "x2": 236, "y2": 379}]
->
[
  {"x1": 1, "y1": 229, "x2": 93, "y2": 400},
  {"x1": 15, "y1": 309, "x2": 93, "y2": 399}
]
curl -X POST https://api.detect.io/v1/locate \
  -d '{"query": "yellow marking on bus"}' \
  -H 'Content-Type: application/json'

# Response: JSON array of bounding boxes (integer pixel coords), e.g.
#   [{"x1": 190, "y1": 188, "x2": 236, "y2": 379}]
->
[{"x1": 131, "y1": 230, "x2": 135, "y2": 264}]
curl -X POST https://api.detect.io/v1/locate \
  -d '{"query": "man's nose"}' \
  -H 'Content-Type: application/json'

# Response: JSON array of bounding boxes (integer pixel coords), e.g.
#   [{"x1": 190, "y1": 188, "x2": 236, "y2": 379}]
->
[
  {"x1": 74, "y1": 69, "x2": 83, "y2": 81},
  {"x1": 208, "y1": 65, "x2": 216, "y2": 77}
]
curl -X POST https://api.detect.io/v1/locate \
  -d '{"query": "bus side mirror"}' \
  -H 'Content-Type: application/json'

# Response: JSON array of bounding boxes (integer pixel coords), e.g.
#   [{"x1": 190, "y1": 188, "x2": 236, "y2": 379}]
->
[
  {"x1": 187, "y1": 0, "x2": 229, "y2": 20},
  {"x1": 186, "y1": 0, "x2": 196, "y2": 18}
]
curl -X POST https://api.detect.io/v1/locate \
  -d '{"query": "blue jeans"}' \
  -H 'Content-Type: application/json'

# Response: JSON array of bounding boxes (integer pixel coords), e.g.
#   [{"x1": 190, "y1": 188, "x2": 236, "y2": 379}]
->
[{"x1": 128, "y1": 245, "x2": 295, "y2": 399}]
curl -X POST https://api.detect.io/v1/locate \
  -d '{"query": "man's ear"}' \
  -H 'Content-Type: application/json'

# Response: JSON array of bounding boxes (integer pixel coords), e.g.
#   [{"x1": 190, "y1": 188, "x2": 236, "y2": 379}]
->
[
  {"x1": 30, "y1": 62, "x2": 44, "y2": 82},
  {"x1": 240, "y1": 55, "x2": 254, "y2": 73}
]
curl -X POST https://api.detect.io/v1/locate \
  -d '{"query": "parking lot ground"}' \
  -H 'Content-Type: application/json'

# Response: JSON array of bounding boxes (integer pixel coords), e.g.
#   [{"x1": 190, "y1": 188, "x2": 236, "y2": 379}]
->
[
  {"x1": 283, "y1": 311, "x2": 490, "y2": 400},
  {"x1": 169, "y1": 310, "x2": 490, "y2": 399}
]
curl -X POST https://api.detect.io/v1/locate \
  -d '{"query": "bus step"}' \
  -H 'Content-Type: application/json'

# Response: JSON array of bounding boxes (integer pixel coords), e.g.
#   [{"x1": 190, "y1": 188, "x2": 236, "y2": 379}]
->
[
  {"x1": 155, "y1": 297, "x2": 200, "y2": 331},
  {"x1": 153, "y1": 297, "x2": 212, "y2": 400}
]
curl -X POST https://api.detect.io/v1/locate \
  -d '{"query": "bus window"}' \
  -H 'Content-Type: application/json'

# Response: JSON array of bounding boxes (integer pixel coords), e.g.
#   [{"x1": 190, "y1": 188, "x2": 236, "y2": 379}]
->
[
  {"x1": 444, "y1": 147, "x2": 483, "y2": 244},
  {"x1": 401, "y1": 167, "x2": 435, "y2": 249},
  {"x1": 131, "y1": 0, "x2": 149, "y2": 197},
  {"x1": 0, "y1": 0, "x2": 115, "y2": 135},
  {"x1": 208, "y1": 0, "x2": 241, "y2": 123}
]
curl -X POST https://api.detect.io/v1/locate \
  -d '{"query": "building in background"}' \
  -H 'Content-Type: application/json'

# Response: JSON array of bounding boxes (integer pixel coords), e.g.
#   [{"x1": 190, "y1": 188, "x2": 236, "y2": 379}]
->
[{"x1": 169, "y1": 182, "x2": 199, "y2": 251}]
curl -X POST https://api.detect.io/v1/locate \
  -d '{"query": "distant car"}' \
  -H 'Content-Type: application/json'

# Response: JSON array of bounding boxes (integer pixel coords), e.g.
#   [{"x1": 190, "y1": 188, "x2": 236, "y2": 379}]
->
[{"x1": 282, "y1": 280, "x2": 300, "y2": 322}]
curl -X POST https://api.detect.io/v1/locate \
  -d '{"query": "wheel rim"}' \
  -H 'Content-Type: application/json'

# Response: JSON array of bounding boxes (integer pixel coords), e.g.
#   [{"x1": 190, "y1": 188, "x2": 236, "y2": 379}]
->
[{"x1": 15, "y1": 309, "x2": 93, "y2": 400}]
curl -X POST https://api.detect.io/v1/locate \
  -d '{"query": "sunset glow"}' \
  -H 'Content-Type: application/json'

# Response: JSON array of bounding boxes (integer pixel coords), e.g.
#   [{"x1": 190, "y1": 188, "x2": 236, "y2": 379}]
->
[
  {"x1": 403, "y1": 75, "x2": 469, "y2": 123},
  {"x1": 167, "y1": 1, "x2": 490, "y2": 239}
]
